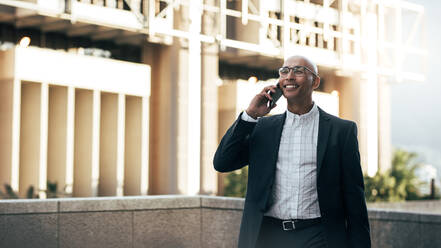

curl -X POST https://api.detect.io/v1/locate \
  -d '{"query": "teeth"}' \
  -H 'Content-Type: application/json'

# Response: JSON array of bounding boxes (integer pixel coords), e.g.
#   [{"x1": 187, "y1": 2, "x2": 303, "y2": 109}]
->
[{"x1": 285, "y1": 84, "x2": 299, "y2": 89}]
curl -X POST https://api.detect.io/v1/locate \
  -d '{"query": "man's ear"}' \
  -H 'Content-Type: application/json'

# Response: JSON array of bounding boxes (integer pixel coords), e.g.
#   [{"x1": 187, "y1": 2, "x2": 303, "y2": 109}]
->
[{"x1": 312, "y1": 76, "x2": 320, "y2": 90}]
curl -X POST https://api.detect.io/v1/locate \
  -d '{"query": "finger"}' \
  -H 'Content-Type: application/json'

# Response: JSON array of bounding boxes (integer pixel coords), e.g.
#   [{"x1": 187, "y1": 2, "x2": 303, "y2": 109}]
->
[
  {"x1": 270, "y1": 103, "x2": 277, "y2": 109},
  {"x1": 262, "y1": 92, "x2": 273, "y2": 101},
  {"x1": 267, "y1": 86, "x2": 276, "y2": 93}
]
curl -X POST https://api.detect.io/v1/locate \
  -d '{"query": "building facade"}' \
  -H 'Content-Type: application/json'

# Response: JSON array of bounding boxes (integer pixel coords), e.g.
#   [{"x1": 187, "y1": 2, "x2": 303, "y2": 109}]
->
[{"x1": 0, "y1": 0, "x2": 426, "y2": 197}]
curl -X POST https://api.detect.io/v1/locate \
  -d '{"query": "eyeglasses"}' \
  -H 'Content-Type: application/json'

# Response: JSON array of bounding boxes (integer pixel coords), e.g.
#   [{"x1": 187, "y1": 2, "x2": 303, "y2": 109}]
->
[{"x1": 278, "y1": 66, "x2": 318, "y2": 78}]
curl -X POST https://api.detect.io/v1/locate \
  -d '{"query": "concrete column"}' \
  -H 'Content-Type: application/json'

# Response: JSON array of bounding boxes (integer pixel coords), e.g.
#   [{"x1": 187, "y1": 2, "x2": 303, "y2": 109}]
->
[
  {"x1": 74, "y1": 89, "x2": 100, "y2": 197},
  {"x1": 378, "y1": 76, "x2": 392, "y2": 173},
  {"x1": 66, "y1": 86, "x2": 75, "y2": 194},
  {"x1": 19, "y1": 82, "x2": 48, "y2": 197},
  {"x1": 321, "y1": 73, "x2": 367, "y2": 173},
  {"x1": 116, "y1": 94, "x2": 125, "y2": 196},
  {"x1": 217, "y1": 82, "x2": 239, "y2": 195},
  {"x1": 142, "y1": 1, "x2": 208, "y2": 195},
  {"x1": 200, "y1": 64, "x2": 219, "y2": 195},
  {"x1": 358, "y1": 74, "x2": 378, "y2": 176},
  {"x1": 186, "y1": 0, "x2": 203, "y2": 195},
  {"x1": 143, "y1": 8, "x2": 202, "y2": 194},
  {"x1": 365, "y1": 12, "x2": 379, "y2": 176},
  {"x1": 47, "y1": 86, "x2": 68, "y2": 192},
  {"x1": 175, "y1": 40, "x2": 190, "y2": 195},
  {"x1": 199, "y1": 0, "x2": 219, "y2": 195},
  {"x1": 142, "y1": 43, "x2": 178, "y2": 194},
  {"x1": 99, "y1": 93, "x2": 119, "y2": 196},
  {"x1": 0, "y1": 79, "x2": 14, "y2": 188},
  {"x1": 124, "y1": 96, "x2": 144, "y2": 195},
  {"x1": 140, "y1": 97, "x2": 149, "y2": 194}
]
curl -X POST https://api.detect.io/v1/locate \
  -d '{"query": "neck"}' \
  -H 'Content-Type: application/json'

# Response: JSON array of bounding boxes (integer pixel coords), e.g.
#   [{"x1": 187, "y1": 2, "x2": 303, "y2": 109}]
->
[{"x1": 287, "y1": 98, "x2": 314, "y2": 115}]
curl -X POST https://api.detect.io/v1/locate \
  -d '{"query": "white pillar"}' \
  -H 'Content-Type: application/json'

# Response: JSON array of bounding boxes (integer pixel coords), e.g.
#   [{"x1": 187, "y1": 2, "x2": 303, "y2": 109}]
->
[
  {"x1": 66, "y1": 86, "x2": 75, "y2": 194},
  {"x1": 39, "y1": 83, "x2": 49, "y2": 198},
  {"x1": 187, "y1": 0, "x2": 202, "y2": 195},
  {"x1": 92, "y1": 90, "x2": 101, "y2": 196},
  {"x1": 141, "y1": 96, "x2": 149, "y2": 195},
  {"x1": 366, "y1": 12, "x2": 378, "y2": 176},
  {"x1": 11, "y1": 79, "x2": 21, "y2": 192},
  {"x1": 116, "y1": 93, "x2": 125, "y2": 196}
]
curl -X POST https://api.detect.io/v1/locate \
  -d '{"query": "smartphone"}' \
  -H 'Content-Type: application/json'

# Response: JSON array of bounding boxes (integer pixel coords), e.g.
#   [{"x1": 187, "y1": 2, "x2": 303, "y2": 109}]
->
[{"x1": 269, "y1": 83, "x2": 283, "y2": 108}]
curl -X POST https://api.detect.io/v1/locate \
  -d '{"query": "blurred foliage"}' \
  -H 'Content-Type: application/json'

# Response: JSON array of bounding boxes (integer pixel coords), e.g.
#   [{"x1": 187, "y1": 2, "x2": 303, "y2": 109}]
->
[
  {"x1": 0, "y1": 181, "x2": 64, "y2": 199},
  {"x1": 0, "y1": 184, "x2": 19, "y2": 199},
  {"x1": 364, "y1": 149, "x2": 440, "y2": 202},
  {"x1": 222, "y1": 149, "x2": 440, "y2": 202},
  {"x1": 223, "y1": 167, "x2": 248, "y2": 198}
]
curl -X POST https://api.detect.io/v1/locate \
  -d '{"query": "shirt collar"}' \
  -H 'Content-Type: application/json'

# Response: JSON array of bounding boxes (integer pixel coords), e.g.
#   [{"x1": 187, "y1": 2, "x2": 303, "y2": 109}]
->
[{"x1": 285, "y1": 102, "x2": 318, "y2": 125}]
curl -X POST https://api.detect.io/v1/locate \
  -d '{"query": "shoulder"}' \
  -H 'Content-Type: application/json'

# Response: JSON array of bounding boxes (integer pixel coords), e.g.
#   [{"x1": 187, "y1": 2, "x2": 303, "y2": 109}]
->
[
  {"x1": 259, "y1": 112, "x2": 285, "y2": 121},
  {"x1": 318, "y1": 107, "x2": 356, "y2": 129},
  {"x1": 257, "y1": 113, "x2": 285, "y2": 126}
]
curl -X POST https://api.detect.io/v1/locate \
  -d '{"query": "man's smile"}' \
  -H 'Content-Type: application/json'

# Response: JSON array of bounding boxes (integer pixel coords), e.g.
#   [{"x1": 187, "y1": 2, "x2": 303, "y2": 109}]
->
[{"x1": 283, "y1": 83, "x2": 299, "y2": 90}]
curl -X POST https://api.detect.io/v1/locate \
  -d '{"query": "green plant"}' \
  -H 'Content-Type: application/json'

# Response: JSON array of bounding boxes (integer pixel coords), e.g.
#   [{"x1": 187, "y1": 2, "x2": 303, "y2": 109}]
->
[
  {"x1": 364, "y1": 149, "x2": 440, "y2": 202},
  {"x1": 223, "y1": 167, "x2": 248, "y2": 198},
  {"x1": 46, "y1": 181, "x2": 59, "y2": 198},
  {"x1": 0, "y1": 181, "x2": 63, "y2": 199},
  {"x1": 0, "y1": 184, "x2": 19, "y2": 199}
]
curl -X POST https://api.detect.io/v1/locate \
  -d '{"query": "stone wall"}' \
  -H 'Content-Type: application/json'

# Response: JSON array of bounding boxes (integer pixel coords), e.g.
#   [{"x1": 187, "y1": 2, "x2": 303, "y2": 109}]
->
[
  {"x1": 1, "y1": 196, "x2": 440, "y2": 248},
  {"x1": 368, "y1": 200, "x2": 441, "y2": 215}
]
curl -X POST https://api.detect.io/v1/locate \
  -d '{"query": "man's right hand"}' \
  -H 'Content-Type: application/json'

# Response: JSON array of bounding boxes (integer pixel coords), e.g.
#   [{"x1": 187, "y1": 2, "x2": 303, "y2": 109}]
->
[{"x1": 245, "y1": 85, "x2": 279, "y2": 119}]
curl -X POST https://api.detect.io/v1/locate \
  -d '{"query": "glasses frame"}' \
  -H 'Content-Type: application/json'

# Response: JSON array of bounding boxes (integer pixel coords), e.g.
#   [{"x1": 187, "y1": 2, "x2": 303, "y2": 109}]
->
[{"x1": 278, "y1": 66, "x2": 319, "y2": 78}]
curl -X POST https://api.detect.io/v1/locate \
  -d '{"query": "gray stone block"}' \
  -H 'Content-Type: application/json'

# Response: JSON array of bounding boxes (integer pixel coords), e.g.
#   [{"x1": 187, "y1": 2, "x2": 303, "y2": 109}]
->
[
  {"x1": 0, "y1": 213, "x2": 57, "y2": 248},
  {"x1": 59, "y1": 195, "x2": 200, "y2": 212},
  {"x1": 59, "y1": 211, "x2": 132, "y2": 248},
  {"x1": 0, "y1": 215, "x2": 5, "y2": 245},
  {"x1": 371, "y1": 219, "x2": 420, "y2": 248},
  {"x1": 202, "y1": 208, "x2": 242, "y2": 248},
  {"x1": 134, "y1": 209, "x2": 201, "y2": 248},
  {"x1": 419, "y1": 213, "x2": 441, "y2": 223},
  {"x1": 201, "y1": 196, "x2": 244, "y2": 210},
  {"x1": 420, "y1": 222, "x2": 441, "y2": 248},
  {"x1": 0, "y1": 199, "x2": 58, "y2": 214},
  {"x1": 368, "y1": 209, "x2": 419, "y2": 222},
  {"x1": 368, "y1": 200, "x2": 441, "y2": 215}
]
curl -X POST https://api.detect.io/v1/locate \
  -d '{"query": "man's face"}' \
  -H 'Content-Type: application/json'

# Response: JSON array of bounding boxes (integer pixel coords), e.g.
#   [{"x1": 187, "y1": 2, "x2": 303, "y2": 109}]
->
[{"x1": 279, "y1": 57, "x2": 320, "y2": 102}]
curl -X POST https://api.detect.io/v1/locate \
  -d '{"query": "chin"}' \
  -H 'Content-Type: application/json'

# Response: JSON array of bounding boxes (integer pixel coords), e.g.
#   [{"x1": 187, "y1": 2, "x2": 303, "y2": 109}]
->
[{"x1": 283, "y1": 91, "x2": 299, "y2": 99}]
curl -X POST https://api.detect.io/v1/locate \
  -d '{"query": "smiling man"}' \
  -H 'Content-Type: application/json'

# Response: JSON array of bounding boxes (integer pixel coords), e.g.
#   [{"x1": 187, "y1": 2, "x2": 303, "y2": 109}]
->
[{"x1": 214, "y1": 55, "x2": 371, "y2": 248}]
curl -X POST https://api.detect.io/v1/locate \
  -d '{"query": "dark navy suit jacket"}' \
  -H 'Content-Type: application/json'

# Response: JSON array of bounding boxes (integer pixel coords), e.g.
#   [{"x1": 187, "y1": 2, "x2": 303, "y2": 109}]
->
[{"x1": 214, "y1": 107, "x2": 371, "y2": 248}]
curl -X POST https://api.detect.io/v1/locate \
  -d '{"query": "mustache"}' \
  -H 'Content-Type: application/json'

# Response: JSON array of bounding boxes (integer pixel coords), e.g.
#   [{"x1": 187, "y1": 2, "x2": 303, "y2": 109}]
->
[
  {"x1": 282, "y1": 82, "x2": 298, "y2": 88},
  {"x1": 282, "y1": 80, "x2": 296, "y2": 88}
]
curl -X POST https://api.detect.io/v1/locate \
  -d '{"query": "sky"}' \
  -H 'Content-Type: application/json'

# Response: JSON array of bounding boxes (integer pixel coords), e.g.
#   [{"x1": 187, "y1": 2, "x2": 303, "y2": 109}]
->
[{"x1": 390, "y1": 0, "x2": 441, "y2": 177}]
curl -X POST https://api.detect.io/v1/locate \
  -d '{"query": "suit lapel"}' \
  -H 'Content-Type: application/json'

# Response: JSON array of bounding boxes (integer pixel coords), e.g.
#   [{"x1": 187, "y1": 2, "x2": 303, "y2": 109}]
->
[
  {"x1": 317, "y1": 107, "x2": 331, "y2": 176},
  {"x1": 268, "y1": 113, "x2": 286, "y2": 173}
]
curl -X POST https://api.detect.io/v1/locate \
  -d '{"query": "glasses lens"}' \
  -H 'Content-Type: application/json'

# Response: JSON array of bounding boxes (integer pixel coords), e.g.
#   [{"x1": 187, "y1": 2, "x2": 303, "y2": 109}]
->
[
  {"x1": 293, "y1": 66, "x2": 305, "y2": 75},
  {"x1": 279, "y1": 67, "x2": 290, "y2": 75}
]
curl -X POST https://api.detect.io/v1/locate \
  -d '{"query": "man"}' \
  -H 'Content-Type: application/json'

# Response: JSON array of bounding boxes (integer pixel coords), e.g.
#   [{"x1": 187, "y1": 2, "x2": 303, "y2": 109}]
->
[{"x1": 214, "y1": 55, "x2": 371, "y2": 248}]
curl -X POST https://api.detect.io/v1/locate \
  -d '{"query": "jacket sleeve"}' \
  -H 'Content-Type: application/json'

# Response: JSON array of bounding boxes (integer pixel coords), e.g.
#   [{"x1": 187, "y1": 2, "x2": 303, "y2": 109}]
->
[
  {"x1": 341, "y1": 122, "x2": 371, "y2": 248},
  {"x1": 213, "y1": 113, "x2": 256, "y2": 173}
]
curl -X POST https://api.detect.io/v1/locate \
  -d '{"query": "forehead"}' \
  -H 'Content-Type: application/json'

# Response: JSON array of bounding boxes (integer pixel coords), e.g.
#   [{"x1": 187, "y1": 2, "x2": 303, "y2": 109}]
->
[{"x1": 283, "y1": 57, "x2": 308, "y2": 67}]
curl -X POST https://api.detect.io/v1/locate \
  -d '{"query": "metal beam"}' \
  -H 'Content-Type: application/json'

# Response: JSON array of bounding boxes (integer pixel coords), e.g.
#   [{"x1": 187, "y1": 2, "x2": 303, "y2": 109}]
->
[
  {"x1": 41, "y1": 20, "x2": 72, "y2": 32},
  {"x1": 66, "y1": 24, "x2": 97, "y2": 37}
]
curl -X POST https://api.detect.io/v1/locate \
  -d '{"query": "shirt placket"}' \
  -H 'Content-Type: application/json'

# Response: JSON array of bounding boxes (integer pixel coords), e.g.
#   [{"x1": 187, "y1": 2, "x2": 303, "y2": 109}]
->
[{"x1": 294, "y1": 116, "x2": 302, "y2": 218}]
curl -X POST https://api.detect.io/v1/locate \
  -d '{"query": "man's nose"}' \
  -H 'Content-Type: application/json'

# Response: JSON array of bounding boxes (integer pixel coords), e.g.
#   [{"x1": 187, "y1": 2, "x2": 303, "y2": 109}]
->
[{"x1": 286, "y1": 69, "x2": 296, "y2": 80}]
